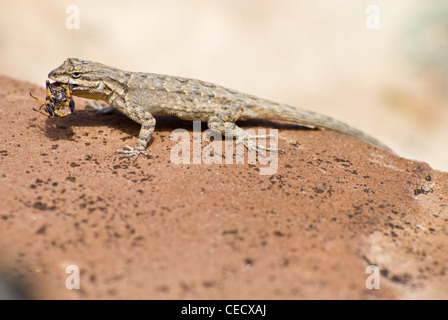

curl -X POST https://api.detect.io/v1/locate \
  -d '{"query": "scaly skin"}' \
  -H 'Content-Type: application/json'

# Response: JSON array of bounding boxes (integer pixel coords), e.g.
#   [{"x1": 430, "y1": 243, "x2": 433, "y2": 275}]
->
[{"x1": 48, "y1": 58, "x2": 392, "y2": 161}]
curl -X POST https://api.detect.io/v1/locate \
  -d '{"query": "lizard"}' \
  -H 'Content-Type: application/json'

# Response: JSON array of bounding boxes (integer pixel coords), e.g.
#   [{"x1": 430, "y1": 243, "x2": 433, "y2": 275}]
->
[{"x1": 47, "y1": 58, "x2": 393, "y2": 161}]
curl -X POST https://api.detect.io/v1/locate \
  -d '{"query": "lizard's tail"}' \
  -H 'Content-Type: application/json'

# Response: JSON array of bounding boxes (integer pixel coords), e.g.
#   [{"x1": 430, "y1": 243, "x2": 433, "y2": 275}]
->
[{"x1": 245, "y1": 100, "x2": 394, "y2": 153}]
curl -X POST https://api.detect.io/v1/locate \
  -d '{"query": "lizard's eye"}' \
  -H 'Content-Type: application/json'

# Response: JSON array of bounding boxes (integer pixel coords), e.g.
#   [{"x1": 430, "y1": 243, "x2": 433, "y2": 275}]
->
[{"x1": 72, "y1": 72, "x2": 81, "y2": 78}]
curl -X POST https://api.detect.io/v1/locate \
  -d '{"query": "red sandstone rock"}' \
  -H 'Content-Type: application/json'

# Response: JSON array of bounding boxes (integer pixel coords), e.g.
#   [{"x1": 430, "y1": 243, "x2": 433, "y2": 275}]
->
[{"x1": 0, "y1": 76, "x2": 447, "y2": 299}]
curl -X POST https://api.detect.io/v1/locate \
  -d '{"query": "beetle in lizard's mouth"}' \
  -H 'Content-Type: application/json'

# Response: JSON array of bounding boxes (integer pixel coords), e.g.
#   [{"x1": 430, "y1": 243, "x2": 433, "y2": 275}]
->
[{"x1": 30, "y1": 80, "x2": 75, "y2": 118}]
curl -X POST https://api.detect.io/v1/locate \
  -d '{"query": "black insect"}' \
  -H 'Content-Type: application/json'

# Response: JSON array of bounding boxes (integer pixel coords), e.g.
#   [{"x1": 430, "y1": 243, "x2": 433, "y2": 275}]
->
[{"x1": 30, "y1": 80, "x2": 75, "y2": 118}]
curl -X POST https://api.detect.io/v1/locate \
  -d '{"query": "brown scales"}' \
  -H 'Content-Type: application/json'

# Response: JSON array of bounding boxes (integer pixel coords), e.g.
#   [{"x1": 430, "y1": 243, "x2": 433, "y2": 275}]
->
[{"x1": 45, "y1": 58, "x2": 393, "y2": 161}]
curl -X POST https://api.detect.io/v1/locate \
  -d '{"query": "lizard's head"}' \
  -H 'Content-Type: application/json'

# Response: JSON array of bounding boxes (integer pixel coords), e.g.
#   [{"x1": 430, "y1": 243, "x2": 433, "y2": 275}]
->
[{"x1": 48, "y1": 58, "x2": 112, "y2": 99}]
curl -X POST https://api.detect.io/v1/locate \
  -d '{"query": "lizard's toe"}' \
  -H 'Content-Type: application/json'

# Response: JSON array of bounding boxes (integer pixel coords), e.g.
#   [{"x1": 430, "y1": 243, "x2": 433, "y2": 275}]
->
[
  {"x1": 237, "y1": 136, "x2": 284, "y2": 154},
  {"x1": 247, "y1": 133, "x2": 275, "y2": 139},
  {"x1": 117, "y1": 145, "x2": 152, "y2": 162}
]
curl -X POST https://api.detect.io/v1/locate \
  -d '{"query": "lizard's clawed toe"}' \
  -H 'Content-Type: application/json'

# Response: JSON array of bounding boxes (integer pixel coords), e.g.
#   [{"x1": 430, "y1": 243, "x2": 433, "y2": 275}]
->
[
  {"x1": 117, "y1": 145, "x2": 152, "y2": 162},
  {"x1": 236, "y1": 135, "x2": 284, "y2": 155}
]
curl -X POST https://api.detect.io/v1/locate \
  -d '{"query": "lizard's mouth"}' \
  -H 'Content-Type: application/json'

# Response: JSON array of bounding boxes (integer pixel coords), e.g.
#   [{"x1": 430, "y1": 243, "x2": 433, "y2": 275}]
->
[
  {"x1": 50, "y1": 81, "x2": 78, "y2": 89},
  {"x1": 49, "y1": 81, "x2": 90, "y2": 93}
]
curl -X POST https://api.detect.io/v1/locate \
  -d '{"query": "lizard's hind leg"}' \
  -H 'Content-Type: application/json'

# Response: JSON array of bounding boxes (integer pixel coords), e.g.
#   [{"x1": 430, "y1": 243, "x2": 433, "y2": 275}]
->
[{"x1": 207, "y1": 113, "x2": 284, "y2": 154}]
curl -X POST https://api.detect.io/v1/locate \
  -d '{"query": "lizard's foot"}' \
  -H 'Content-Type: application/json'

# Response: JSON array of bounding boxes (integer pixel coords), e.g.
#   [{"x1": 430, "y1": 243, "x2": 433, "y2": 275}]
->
[
  {"x1": 116, "y1": 145, "x2": 152, "y2": 162},
  {"x1": 236, "y1": 134, "x2": 285, "y2": 154},
  {"x1": 86, "y1": 102, "x2": 114, "y2": 114}
]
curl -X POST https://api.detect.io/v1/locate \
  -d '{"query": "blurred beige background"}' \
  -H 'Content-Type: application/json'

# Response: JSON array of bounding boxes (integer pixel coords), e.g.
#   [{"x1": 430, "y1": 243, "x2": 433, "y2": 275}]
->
[{"x1": 1, "y1": 0, "x2": 447, "y2": 171}]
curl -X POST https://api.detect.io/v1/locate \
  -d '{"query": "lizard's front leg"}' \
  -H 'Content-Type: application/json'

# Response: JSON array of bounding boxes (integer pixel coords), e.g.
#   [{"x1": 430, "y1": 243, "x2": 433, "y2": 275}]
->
[{"x1": 113, "y1": 98, "x2": 155, "y2": 162}]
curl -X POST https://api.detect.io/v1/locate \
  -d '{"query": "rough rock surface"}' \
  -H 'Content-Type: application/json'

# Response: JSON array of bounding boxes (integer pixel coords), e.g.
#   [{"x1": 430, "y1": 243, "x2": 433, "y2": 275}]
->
[{"x1": 0, "y1": 76, "x2": 447, "y2": 299}]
